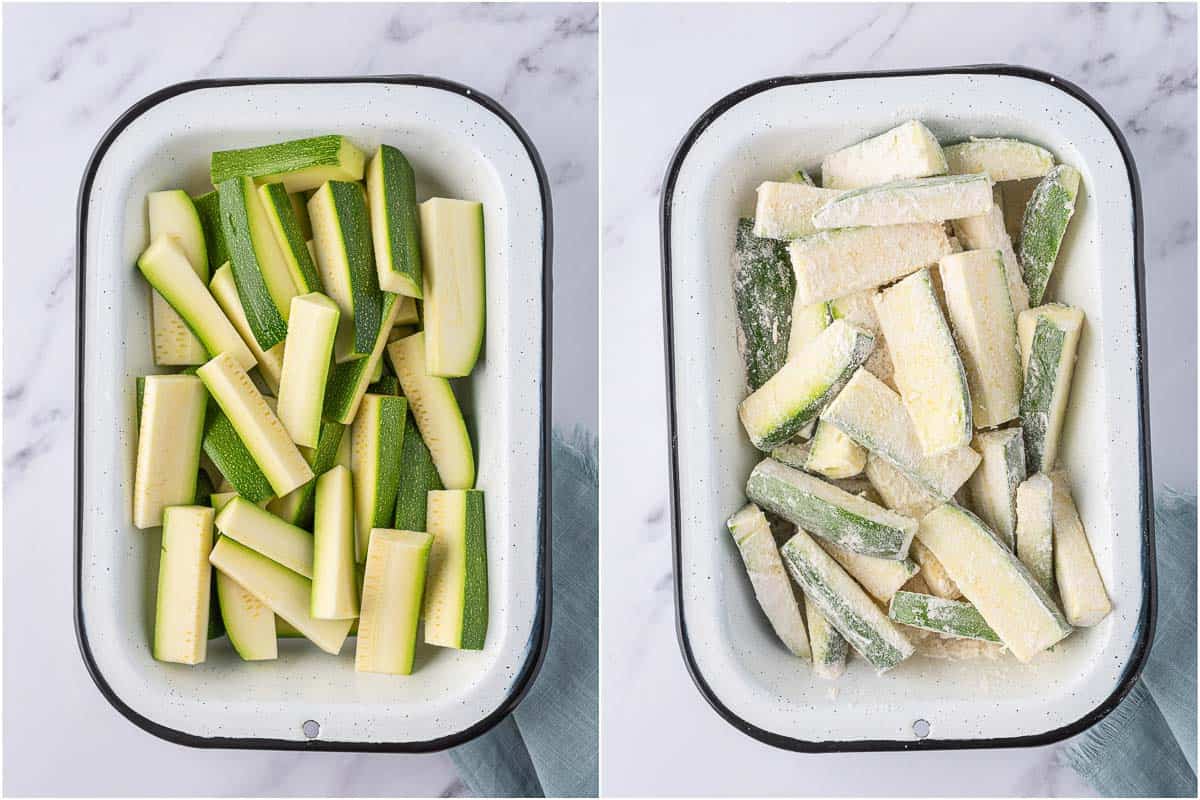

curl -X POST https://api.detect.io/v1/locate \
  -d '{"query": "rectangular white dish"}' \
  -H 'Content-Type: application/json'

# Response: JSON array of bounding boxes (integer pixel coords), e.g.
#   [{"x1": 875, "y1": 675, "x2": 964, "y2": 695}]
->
[
  {"x1": 660, "y1": 66, "x2": 1154, "y2": 750},
  {"x1": 75, "y1": 77, "x2": 551, "y2": 751}
]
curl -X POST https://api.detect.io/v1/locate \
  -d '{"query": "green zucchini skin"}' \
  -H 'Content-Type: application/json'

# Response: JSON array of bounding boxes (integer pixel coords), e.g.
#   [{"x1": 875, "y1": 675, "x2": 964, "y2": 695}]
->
[
  {"x1": 393, "y1": 411, "x2": 444, "y2": 531},
  {"x1": 202, "y1": 402, "x2": 275, "y2": 504},
  {"x1": 888, "y1": 590, "x2": 1000, "y2": 642},
  {"x1": 319, "y1": 181, "x2": 384, "y2": 358},
  {"x1": 459, "y1": 491, "x2": 489, "y2": 649},
  {"x1": 733, "y1": 218, "x2": 794, "y2": 391},
  {"x1": 367, "y1": 374, "x2": 401, "y2": 396},
  {"x1": 261, "y1": 182, "x2": 323, "y2": 294},
  {"x1": 193, "y1": 191, "x2": 230, "y2": 272},
  {"x1": 217, "y1": 177, "x2": 289, "y2": 349},
  {"x1": 210, "y1": 135, "x2": 360, "y2": 186},
  {"x1": 1018, "y1": 165, "x2": 1080, "y2": 305},
  {"x1": 1020, "y1": 316, "x2": 1065, "y2": 473},
  {"x1": 324, "y1": 293, "x2": 402, "y2": 424},
  {"x1": 369, "y1": 145, "x2": 423, "y2": 298}
]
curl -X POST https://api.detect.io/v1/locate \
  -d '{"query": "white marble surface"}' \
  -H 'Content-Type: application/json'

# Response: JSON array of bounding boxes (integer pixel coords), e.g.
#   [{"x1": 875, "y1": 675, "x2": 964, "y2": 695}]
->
[
  {"x1": 600, "y1": 3, "x2": 1195, "y2": 796},
  {"x1": 2, "y1": 3, "x2": 596, "y2": 796}
]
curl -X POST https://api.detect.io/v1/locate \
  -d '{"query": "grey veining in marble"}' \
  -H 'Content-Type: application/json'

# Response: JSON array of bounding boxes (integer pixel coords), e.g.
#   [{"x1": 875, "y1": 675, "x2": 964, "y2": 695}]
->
[
  {"x1": 2, "y1": 3, "x2": 595, "y2": 796},
  {"x1": 601, "y1": 3, "x2": 1194, "y2": 796}
]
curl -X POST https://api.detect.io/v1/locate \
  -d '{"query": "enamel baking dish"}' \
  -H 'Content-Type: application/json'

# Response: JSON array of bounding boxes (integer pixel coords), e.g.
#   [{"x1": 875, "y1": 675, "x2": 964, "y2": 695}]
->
[
  {"x1": 75, "y1": 77, "x2": 551, "y2": 751},
  {"x1": 660, "y1": 66, "x2": 1155, "y2": 751}
]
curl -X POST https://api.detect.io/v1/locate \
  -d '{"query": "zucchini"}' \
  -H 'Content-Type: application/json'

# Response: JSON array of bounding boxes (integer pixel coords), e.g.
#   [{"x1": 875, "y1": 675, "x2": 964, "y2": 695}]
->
[
  {"x1": 259, "y1": 182, "x2": 323, "y2": 294},
  {"x1": 393, "y1": 411, "x2": 444, "y2": 531},
  {"x1": 424, "y1": 489, "x2": 488, "y2": 649},
  {"x1": 419, "y1": 198, "x2": 486, "y2": 377},
  {"x1": 387, "y1": 331, "x2": 475, "y2": 489},
  {"x1": 193, "y1": 190, "x2": 230, "y2": 273},
  {"x1": 202, "y1": 403, "x2": 275, "y2": 504},
  {"x1": 829, "y1": 290, "x2": 893, "y2": 387},
  {"x1": 197, "y1": 352, "x2": 313, "y2": 497},
  {"x1": 1018, "y1": 303, "x2": 1085, "y2": 473},
  {"x1": 787, "y1": 298, "x2": 832, "y2": 362},
  {"x1": 746, "y1": 458, "x2": 917, "y2": 560},
  {"x1": 215, "y1": 570, "x2": 277, "y2": 661},
  {"x1": 733, "y1": 218, "x2": 794, "y2": 390},
  {"x1": 356, "y1": 529, "x2": 433, "y2": 674},
  {"x1": 148, "y1": 190, "x2": 209, "y2": 365},
  {"x1": 266, "y1": 421, "x2": 345, "y2": 527},
  {"x1": 309, "y1": 181, "x2": 383, "y2": 361},
  {"x1": 752, "y1": 181, "x2": 839, "y2": 240},
  {"x1": 136, "y1": 236, "x2": 256, "y2": 371},
  {"x1": 311, "y1": 465, "x2": 359, "y2": 619},
  {"x1": 813, "y1": 174, "x2": 993, "y2": 229},
  {"x1": 805, "y1": 420, "x2": 866, "y2": 479},
  {"x1": 938, "y1": 250, "x2": 1023, "y2": 427},
  {"x1": 210, "y1": 135, "x2": 366, "y2": 192},
  {"x1": 821, "y1": 368, "x2": 981, "y2": 501},
  {"x1": 209, "y1": 263, "x2": 285, "y2": 394},
  {"x1": 215, "y1": 496, "x2": 314, "y2": 578},
  {"x1": 324, "y1": 292, "x2": 404, "y2": 424},
  {"x1": 805, "y1": 598, "x2": 848, "y2": 679},
  {"x1": 209, "y1": 536, "x2": 353, "y2": 654},
  {"x1": 820, "y1": 120, "x2": 947, "y2": 190},
  {"x1": 888, "y1": 590, "x2": 1000, "y2": 642},
  {"x1": 952, "y1": 202, "x2": 1030, "y2": 313},
  {"x1": 726, "y1": 504, "x2": 811, "y2": 658},
  {"x1": 133, "y1": 375, "x2": 207, "y2": 529},
  {"x1": 916, "y1": 503, "x2": 1071, "y2": 662},
  {"x1": 873, "y1": 268, "x2": 972, "y2": 455},
  {"x1": 1015, "y1": 472, "x2": 1055, "y2": 595},
  {"x1": 780, "y1": 529, "x2": 914, "y2": 672},
  {"x1": 367, "y1": 145, "x2": 423, "y2": 297},
  {"x1": 738, "y1": 319, "x2": 874, "y2": 451},
  {"x1": 788, "y1": 223, "x2": 953, "y2": 305},
  {"x1": 395, "y1": 296, "x2": 420, "y2": 326},
  {"x1": 943, "y1": 138, "x2": 1055, "y2": 182},
  {"x1": 351, "y1": 394, "x2": 407, "y2": 561},
  {"x1": 816, "y1": 539, "x2": 918, "y2": 603},
  {"x1": 153, "y1": 505, "x2": 214, "y2": 664},
  {"x1": 368, "y1": 374, "x2": 401, "y2": 396},
  {"x1": 1018, "y1": 165, "x2": 1081, "y2": 305},
  {"x1": 277, "y1": 292, "x2": 340, "y2": 447},
  {"x1": 907, "y1": 537, "x2": 961, "y2": 600},
  {"x1": 863, "y1": 452, "x2": 939, "y2": 520},
  {"x1": 218, "y1": 176, "x2": 297, "y2": 349},
  {"x1": 209, "y1": 491, "x2": 239, "y2": 514},
  {"x1": 967, "y1": 428, "x2": 1026, "y2": 549},
  {"x1": 1049, "y1": 471, "x2": 1111, "y2": 626}
]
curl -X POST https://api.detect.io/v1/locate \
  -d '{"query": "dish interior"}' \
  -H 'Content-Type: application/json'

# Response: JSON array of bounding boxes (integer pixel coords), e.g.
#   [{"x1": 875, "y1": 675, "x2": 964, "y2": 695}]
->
[
  {"x1": 78, "y1": 81, "x2": 544, "y2": 745},
  {"x1": 668, "y1": 72, "x2": 1146, "y2": 744}
]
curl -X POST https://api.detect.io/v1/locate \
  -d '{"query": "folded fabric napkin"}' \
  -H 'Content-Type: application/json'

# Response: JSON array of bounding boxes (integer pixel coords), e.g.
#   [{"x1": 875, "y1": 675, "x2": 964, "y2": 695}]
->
[
  {"x1": 1064, "y1": 486, "x2": 1197, "y2": 797},
  {"x1": 450, "y1": 428, "x2": 599, "y2": 798}
]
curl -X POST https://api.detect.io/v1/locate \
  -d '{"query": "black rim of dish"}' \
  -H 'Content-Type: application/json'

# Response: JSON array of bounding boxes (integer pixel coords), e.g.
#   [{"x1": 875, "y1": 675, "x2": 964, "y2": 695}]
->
[
  {"x1": 74, "y1": 75, "x2": 553, "y2": 752},
  {"x1": 659, "y1": 64, "x2": 1157, "y2": 752}
]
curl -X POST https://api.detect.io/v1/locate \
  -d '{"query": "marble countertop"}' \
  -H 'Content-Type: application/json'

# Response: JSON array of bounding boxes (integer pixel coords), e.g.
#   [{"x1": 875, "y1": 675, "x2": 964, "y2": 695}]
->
[
  {"x1": 2, "y1": 3, "x2": 595, "y2": 796},
  {"x1": 600, "y1": 3, "x2": 1195, "y2": 796}
]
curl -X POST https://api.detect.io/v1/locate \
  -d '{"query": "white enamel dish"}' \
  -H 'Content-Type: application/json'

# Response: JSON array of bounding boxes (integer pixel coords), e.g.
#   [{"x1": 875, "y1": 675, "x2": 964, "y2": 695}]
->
[
  {"x1": 660, "y1": 66, "x2": 1154, "y2": 751},
  {"x1": 75, "y1": 77, "x2": 551, "y2": 751}
]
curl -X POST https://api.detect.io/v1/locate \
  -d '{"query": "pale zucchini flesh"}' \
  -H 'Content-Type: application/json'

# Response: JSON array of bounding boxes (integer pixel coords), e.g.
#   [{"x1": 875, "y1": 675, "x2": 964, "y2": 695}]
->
[
  {"x1": 267, "y1": 421, "x2": 345, "y2": 528},
  {"x1": 829, "y1": 290, "x2": 893, "y2": 388},
  {"x1": 967, "y1": 428, "x2": 1026, "y2": 549},
  {"x1": 209, "y1": 536, "x2": 352, "y2": 655},
  {"x1": 214, "y1": 496, "x2": 315, "y2": 579},
  {"x1": 424, "y1": 489, "x2": 488, "y2": 649},
  {"x1": 198, "y1": 352, "x2": 314, "y2": 497},
  {"x1": 133, "y1": 375, "x2": 207, "y2": 529},
  {"x1": 820, "y1": 120, "x2": 948, "y2": 190},
  {"x1": 821, "y1": 369, "x2": 981, "y2": 501},
  {"x1": 209, "y1": 263, "x2": 285, "y2": 393},
  {"x1": 863, "y1": 453, "x2": 939, "y2": 520},
  {"x1": 786, "y1": 299, "x2": 832, "y2": 364},
  {"x1": 1018, "y1": 303, "x2": 1085, "y2": 473},
  {"x1": 356, "y1": 528, "x2": 432, "y2": 674},
  {"x1": 951, "y1": 202, "x2": 1030, "y2": 313},
  {"x1": 276, "y1": 292, "x2": 340, "y2": 448},
  {"x1": 943, "y1": 138, "x2": 1055, "y2": 182},
  {"x1": 738, "y1": 319, "x2": 875, "y2": 451},
  {"x1": 419, "y1": 198, "x2": 486, "y2": 378},
  {"x1": 1015, "y1": 472, "x2": 1055, "y2": 596},
  {"x1": 733, "y1": 218, "x2": 795, "y2": 390},
  {"x1": 804, "y1": 420, "x2": 866, "y2": 480},
  {"x1": 812, "y1": 173, "x2": 993, "y2": 229},
  {"x1": 726, "y1": 503, "x2": 811, "y2": 659},
  {"x1": 387, "y1": 331, "x2": 475, "y2": 490},
  {"x1": 148, "y1": 190, "x2": 209, "y2": 365},
  {"x1": 311, "y1": 465, "x2": 360, "y2": 620},
  {"x1": 939, "y1": 249, "x2": 1023, "y2": 427},
  {"x1": 1049, "y1": 471, "x2": 1112, "y2": 627},
  {"x1": 752, "y1": 181, "x2": 839, "y2": 240},
  {"x1": 916, "y1": 503, "x2": 1071, "y2": 662},
  {"x1": 746, "y1": 458, "x2": 917, "y2": 560},
  {"x1": 888, "y1": 590, "x2": 1000, "y2": 642},
  {"x1": 780, "y1": 529, "x2": 914, "y2": 672},
  {"x1": 1018, "y1": 165, "x2": 1081, "y2": 305},
  {"x1": 202, "y1": 403, "x2": 275, "y2": 504},
  {"x1": 789, "y1": 223, "x2": 953, "y2": 306},
  {"x1": 873, "y1": 268, "x2": 973, "y2": 455},
  {"x1": 907, "y1": 537, "x2": 961, "y2": 600},
  {"x1": 153, "y1": 506, "x2": 215, "y2": 664},
  {"x1": 816, "y1": 539, "x2": 918, "y2": 603}
]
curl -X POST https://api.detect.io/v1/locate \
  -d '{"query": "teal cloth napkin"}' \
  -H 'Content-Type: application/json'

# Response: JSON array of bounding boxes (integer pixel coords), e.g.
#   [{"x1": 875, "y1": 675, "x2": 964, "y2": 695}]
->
[
  {"x1": 1064, "y1": 486, "x2": 1197, "y2": 797},
  {"x1": 450, "y1": 428, "x2": 599, "y2": 798}
]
